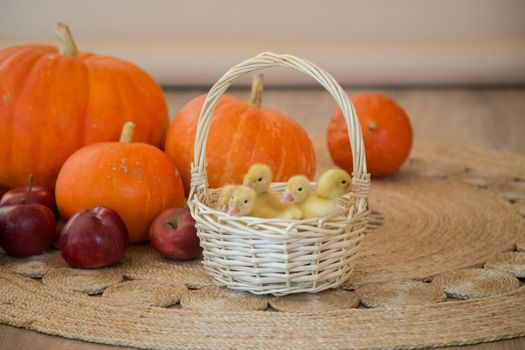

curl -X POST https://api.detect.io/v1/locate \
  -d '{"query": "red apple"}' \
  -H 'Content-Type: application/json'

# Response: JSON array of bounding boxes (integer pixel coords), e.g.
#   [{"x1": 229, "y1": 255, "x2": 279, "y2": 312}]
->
[
  {"x1": 1, "y1": 176, "x2": 56, "y2": 214},
  {"x1": 0, "y1": 204, "x2": 56, "y2": 257},
  {"x1": 149, "y1": 208, "x2": 201, "y2": 261},
  {"x1": 60, "y1": 206, "x2": 128, "y2": 269}
]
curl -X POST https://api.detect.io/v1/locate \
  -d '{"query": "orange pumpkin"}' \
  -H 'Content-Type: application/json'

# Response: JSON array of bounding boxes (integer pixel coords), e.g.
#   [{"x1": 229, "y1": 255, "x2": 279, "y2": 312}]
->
[
  {"x1": 165, "y1": 74, "x2": 316, "y2": 192},
  {"x1": 0, "y1": 23, "x2": 169, "y2": 189},
  {"x1": 327, "y1": 92, "x2": 413, "y2": 177},
  {"x1": 55, "y1": 122, "x2": 185, "y2": 243}
]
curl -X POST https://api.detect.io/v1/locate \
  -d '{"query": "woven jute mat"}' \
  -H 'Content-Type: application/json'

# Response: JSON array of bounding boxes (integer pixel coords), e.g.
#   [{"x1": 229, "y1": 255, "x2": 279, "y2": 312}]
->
[{"x1": 0, "y1": 141, "x2": 524, "y2": 350}]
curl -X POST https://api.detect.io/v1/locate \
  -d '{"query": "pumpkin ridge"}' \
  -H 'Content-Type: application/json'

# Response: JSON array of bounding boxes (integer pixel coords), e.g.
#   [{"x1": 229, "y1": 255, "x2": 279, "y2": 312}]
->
[
  {"x1": 0, "y1": 46, "x2": 25, "y2": 62},
  {"x1": 290, "y1": 116, "x2": 316, "y2": 179},
  {"x1": 40, "y1": 56, "x2": 91, "y2": 185},
  {"x1": 96, "y1": 61, "x2": 131, "y2": 143},
  {"x1": 76, "y1": 51, "x2": 101, "y2": 62},
  {"x1": 218, "y1": 101, "x2": 251, "y2": 185},
  {"x1": 247, "y1": 106, "x2": 266, "y2": 166},
  {"x1": 264, "y1": 109, "x2": 286, "y2": 179},
  {"x1": 81, "y1": 59, "x2": 91, "y2": 145},
  {"x1": 14, "y1": 52, "x2": 59, "y2": 101},
  {"x1": 0, "y1": 45, "x2": 54, "y2": 65},
  {"x1": 0, "y1": 47, "x2": 49, "y2": 87},
  {"x1": 274, "y1": 113, "x2": 294, "y2": 182},
  {"x1": 82, "y1": 55, "x2": 138, "y2": 69},
  {"x1": 118, "y1": 63, "x2": 166, "y2": 145},
  {"x1": 1, "y1": 49, "x2": 48, "y2": 114},
  {"x1": 0, "y1": 49, "x2": 50, "y2": 186},
  {"x1": 84, "y1": 57, "x2": 167, "y2": 147},
  {"x1": 135, "y1": 145, "x2": 153, "y2": 232},
  {"x1": 80, "y1": 60, "x2": 120, "y2": 144},
  {"x1": 111, "y1": 67, "x2": 130, "y2": 142},
  {"x1": 32, "y1": 57, "x2": 59, "y2": 182},
  {"x1": 80, "y1": 55, "x2": 116, "y2": 64},
  {"x1": 280, "y1": 114, "x2": 299, "y2": 180},
  {"x1": 10, "y1": 53, "x2": 56, "y2": 184}
]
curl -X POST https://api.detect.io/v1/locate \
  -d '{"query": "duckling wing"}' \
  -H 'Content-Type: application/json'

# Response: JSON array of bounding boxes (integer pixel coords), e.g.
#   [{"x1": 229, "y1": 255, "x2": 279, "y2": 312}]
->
[
  {"x1": 251, "y1": 203, "x2": 281, "y2": 218},
  {"x1": 299, "y1": 196, "x2": 338, "y2": 219},
  {"x1": 276, "y1": 207, "x2": 302, "y2": 220},
  {"x1": 257, "y1": 190, "x2": 287, "y2": 210}
]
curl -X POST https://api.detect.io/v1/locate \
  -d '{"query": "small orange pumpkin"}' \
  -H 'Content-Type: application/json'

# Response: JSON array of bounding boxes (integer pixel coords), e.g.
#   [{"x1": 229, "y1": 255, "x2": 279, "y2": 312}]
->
[
  {"x1": 0, "y1": 23, "x2": 169, "y2": 189},
  {"x1": 165, "y1": 74, "x2": 316, "y2": 193},
  {"x1": 327, "y1": 92, "x2": 413, "y2": 177},
  {"x1": 56, "y1": 122, "x2": 185, "y2": 243}
]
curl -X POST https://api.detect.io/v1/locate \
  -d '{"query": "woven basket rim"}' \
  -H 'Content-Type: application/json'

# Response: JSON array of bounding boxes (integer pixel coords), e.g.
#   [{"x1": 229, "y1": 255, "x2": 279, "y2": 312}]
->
[{"x1": 190, "y1": 191, "x2": 365, "y2": 240}]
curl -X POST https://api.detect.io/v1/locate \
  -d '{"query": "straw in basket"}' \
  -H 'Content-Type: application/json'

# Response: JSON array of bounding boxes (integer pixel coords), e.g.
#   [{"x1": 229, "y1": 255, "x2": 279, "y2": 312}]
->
[{"x1": 187, "y1": 52, "x2": 370, "y2": 296}]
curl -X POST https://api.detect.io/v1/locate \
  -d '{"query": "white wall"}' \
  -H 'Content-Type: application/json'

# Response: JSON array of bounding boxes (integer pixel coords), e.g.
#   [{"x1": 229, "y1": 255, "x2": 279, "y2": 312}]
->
[{"x1": 1, "y1": 0, "x2": 524, "y2": 86}]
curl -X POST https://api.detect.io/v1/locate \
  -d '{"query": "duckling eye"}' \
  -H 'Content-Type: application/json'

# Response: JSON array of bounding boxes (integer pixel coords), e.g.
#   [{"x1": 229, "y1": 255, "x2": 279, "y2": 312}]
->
[
  {"x1": 257, "y1": 177, "x2": 263, "y2": 182},
  {"x1": 298, "y1": 187, "x2": 303, "y2": 192},
  {"x1": 341, "y1": 180, "x2": 347, "y2": 185},
  {"x1": 244, "y1": 199, "x2": 248, "y2": 204}
]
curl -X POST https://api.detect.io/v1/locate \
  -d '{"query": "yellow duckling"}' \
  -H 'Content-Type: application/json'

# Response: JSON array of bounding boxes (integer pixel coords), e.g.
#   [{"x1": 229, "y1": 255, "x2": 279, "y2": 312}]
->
[
  {"x1": 243, "y1": 164, "x2": 285, "y2": 211},
  {"x1": 290, "y1": 169, "x2": 352, "y2": 219},
  {"x1": 227, "y1": 186, "x2": 257, "y2": 216},
  {"x1": 216, "y1": 184, "x2": 235, "y2": 212},
  {"x1": 243, "y1": 164, "x2": 301, "y2": 219},
  {"x1": 281, "y1": 175, "x2": 312, "y2": 206}
]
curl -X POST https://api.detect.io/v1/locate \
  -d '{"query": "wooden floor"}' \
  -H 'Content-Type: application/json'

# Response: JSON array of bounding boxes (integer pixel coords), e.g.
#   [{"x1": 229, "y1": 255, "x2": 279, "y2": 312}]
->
[{"x1": 1, "y1": 87, "x2": 524, "y2": 350}]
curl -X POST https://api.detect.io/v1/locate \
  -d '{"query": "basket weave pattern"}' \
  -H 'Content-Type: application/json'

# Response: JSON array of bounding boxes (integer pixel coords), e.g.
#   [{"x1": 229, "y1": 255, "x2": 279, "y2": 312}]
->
[{"x1": 187, "y1": 52, "x2": 370, "y2": 295}]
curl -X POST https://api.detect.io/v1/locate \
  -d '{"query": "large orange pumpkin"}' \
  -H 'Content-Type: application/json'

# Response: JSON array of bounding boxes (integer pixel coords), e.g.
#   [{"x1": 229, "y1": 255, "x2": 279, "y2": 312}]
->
[
  {"x1": 56, "y1": 122, "x2": 185, "y2": 243},
  {"x1": 0, "y1": 23, "x2": 169, "y2": 189},
  {"x1": 165, "y1": 74, "x2": 316, "y2": 192},
  {"x1": 327, "y1": 92, "x2": 413, "y2": 177}
]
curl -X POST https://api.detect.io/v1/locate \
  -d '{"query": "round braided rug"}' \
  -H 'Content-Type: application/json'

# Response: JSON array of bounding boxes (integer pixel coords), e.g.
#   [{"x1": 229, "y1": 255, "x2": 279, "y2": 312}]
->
[
  {"x1": 432, "y1": 268, "x2": 520, "y2": 300},
  {"x1": 1, "y1": 142, "x2": 525, "y2": 350},
  {"x1": 102, "y1": 280, "x2": 187, "y2": 307},
  {"x1": 269, "y1": 289, "x2": 359, "y2": 312},
  {"x1": 3, "y1": 250, "x2": 67, "y2": 278},
  {"x1": 485, "y1": 252, "x2": 525, "y2": 278},
  {"x1": 42, "y1": 268, "x2": 124, "y2": 295},
  {"x1": 356, "y1": 280, "x2": 447, "y2": 307},
  {"x1": 180, "y1": 286, "x2": 269, "y2": 311}
]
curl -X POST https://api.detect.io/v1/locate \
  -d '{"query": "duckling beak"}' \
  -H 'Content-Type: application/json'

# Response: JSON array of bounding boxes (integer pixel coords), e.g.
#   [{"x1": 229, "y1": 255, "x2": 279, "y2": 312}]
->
[
  {"x1": 228, "y1": 205, "x2": 240, "y2": 216},
  {"x1": 243, "y1": 181, "x2": 253, "y2": 189},
  {"x1": 281, "y1": 192, "x2": 294, "y2": 204}
]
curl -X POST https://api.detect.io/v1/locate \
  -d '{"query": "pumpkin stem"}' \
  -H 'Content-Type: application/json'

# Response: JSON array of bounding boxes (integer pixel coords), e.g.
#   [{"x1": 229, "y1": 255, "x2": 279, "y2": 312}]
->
[
  {"x1": 55, "y1": 23, "x2": 78, "y2": 57},
  {"x1": 249, "y1": 73, "x2": 264, "y2": 108},
  {"x1": 28, "y1": 174, "x2": 33, "y2": 192},
  {"x1": 119, "y1": 121, "x2": 136, "y2": 143}
]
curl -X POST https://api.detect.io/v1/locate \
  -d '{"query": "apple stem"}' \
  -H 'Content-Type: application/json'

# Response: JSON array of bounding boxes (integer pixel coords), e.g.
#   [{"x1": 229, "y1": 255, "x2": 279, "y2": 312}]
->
[
  {"x1": 28, "y1": 174, "x2": 33, "y2": 192},
  {"x1": 119, "y1": 121, "x2": 136, "y2": 143},
  {"x1": 166, "y1": 217, "x2": 179, "y2": 230},
  {"x1": 55, "y1": 23, "x2": 78, "y2": 57},
  {"x1": 249, "y1": 73, "x2": 264, "y2": 108}
]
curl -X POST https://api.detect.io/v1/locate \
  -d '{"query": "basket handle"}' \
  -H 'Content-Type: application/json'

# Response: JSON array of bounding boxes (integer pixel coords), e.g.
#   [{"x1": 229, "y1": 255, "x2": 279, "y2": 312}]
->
[{"x1": 189, "y1": 52, "x2": 368, "y2": 200}]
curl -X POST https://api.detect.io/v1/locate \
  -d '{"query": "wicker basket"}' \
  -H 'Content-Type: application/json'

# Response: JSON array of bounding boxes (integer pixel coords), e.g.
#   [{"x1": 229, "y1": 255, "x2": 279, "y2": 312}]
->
[{"x1": 187, "y1": 52, "x2": 370, "y2": 295}]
